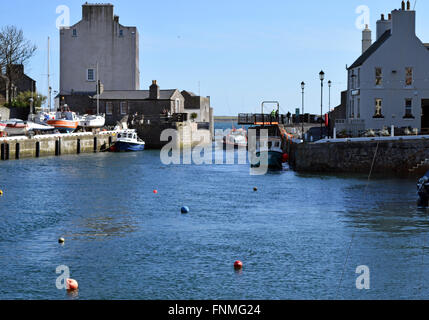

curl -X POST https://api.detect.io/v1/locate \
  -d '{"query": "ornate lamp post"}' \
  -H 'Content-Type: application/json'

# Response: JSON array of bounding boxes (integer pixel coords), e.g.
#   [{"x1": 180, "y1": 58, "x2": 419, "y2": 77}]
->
[{"x1": 301, "y1": 81, "x2": 305, "y2": 140}]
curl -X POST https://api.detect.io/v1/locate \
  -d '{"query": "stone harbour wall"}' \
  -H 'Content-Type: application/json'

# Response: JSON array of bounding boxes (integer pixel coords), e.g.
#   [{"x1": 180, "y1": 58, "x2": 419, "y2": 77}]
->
[{"x1": 289, "y1": 138, "x2": 429, "y2": 176}]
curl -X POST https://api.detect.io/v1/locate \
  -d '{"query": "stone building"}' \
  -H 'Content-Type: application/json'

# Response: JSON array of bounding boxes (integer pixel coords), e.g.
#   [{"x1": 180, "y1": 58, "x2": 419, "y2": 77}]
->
[
  {"x1": 60, "y1": 3, "x2": 139, "y2": 97},
  {"x1": 338, "y1": 1, "x2": 429, "y2": 135},
  {"x1": 0, "y1": 64, "x2": 36, "y2": 105},
  {"x1": 93, "y1": 81, "x2": 185, "y2": 126},
  {"x1": 181, "y1": 91, "x2": 211, "y2": 122}
]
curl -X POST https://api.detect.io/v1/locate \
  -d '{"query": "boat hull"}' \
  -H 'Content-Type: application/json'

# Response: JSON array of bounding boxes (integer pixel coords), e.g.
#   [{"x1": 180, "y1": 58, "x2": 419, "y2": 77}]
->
[
  {"x1": 110, "y1": 141, "x2": 145, "y2": 152},
  {"x1": 46, "y1": 120, "x2": 78, "y2": 133},
  {"x1": 251, "y1": 151, "x2": 283, "y2": 170}
]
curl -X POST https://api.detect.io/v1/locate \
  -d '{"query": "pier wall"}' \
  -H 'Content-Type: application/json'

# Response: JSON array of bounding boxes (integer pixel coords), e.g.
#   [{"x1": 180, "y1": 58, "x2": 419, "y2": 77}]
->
[
  {"x1": 289, "y1": 138, "x2": 429, "y2": 175},
  {"x1": 0, "y1": 132, "x2": 117, "y2": 161},
  {"x1": 135, "y1": 121, "x2": 211, "y2": 149}
]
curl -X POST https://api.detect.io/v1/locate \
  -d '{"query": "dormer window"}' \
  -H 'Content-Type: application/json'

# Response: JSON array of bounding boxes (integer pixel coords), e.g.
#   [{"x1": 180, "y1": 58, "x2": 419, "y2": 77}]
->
[
  {"x1": 375, "y1": 68, "x2": 383, "y2": 86},
  {"x1": 405, "y1": 67, "x2": 413, "y2": 86}
]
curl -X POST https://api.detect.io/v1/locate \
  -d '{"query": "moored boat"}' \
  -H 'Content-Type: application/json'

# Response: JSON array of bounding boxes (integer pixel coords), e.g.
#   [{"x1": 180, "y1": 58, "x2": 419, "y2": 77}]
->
[
  {"x1": 4, "y1": 119, "x2": 55, "y2": 136},
  {"x1": 222, "y1": 128, "x2": 247, "y2": 149},
  {"x1": 109, "y1": 129, "x2": 145, "y2": 152}
]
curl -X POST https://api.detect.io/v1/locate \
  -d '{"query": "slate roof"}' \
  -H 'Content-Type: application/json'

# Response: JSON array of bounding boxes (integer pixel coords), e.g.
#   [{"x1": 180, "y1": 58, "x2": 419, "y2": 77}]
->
[
  {"x1": 94, "y1": 90, "x2": 177, "y2": 100},
  {"x1": 348, "y1": 30, "x2": 392, "y2": 70}
]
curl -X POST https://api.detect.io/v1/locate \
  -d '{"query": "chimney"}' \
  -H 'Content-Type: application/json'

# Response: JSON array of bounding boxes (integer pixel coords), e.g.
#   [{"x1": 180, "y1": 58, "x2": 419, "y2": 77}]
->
[
  {"x1": 376, "y1": 14, "x2": 392, "y2": 40},
  {"x1": 149, "y1": 80, "x2": 160, "y2": 100},
  {"x1": 401, "y1": 1, "x2": 405, "y2": 10},
  {"x1": 407, "y1": 1, "x2": 411, "y2": 10},
  {"x1": 114, "y1": 15, "x2": 119, "y2": 23},
  {"x1": 391, "y1": 7, "x2": 416, "y2": 38},
  {"x1": 362, "y1": 25, "x2": 372, "y2": 54},
  {"x1": 388, "y1": 13, "x2": 392, "y2": 20}
]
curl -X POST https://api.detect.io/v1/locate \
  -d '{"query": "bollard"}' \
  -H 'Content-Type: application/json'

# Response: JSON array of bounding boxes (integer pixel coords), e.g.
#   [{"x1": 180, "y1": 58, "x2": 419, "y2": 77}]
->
[
  {"x1": 94, "y1": 137, "x2": 98, "y2": 153},
  {"x1": 391, "y1": 125, "x2": 395, "y2": 137},
  {"x1": 35, "y1": 141, "x2": 40, "y2": 158},
  {"x1": 15, "y1": 143, "x2": 20, "y2": 160},
  {"x1": 77, "y1": 139, "x2": 81, "y2": 154},
  {"x1": 1, "y1": 143, "x2": 4, "y2": 161},
  {"x1": 333, "y1": 128, "x2": 337, "y2": 140}
]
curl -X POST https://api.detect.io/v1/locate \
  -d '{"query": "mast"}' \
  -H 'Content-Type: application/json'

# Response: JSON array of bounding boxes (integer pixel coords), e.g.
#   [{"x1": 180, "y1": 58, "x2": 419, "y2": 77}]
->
[
  {"x1": 97, "y1": 61, "x2": 99, "y2": 115},
  {"x1": 47, "y1": 37, "x2": 51, "y2": 112}
]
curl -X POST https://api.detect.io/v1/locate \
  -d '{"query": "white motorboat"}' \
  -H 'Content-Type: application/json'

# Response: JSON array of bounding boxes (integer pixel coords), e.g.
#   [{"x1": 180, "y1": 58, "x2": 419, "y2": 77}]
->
[
  {"x1": 79, "y1": 114, "x2": 106, "y2": 129},
  {"x1": 4, "y1": 119, "x2": 55, "y2": 136}
]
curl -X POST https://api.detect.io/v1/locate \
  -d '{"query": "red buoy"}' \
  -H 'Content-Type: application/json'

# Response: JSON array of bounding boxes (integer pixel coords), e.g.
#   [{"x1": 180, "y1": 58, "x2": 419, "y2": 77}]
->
[
  {"x1": 234, "y1": 260, "x2": 243, "y2": 270},
  {"x1": 282, "y1": 153, "x2": 289, "y2": 163},
  {"x1": 153, "y1": 190, "x2": 158, "y2": 194},
  {"x1": 66, "y1": 279, "x2": 79, "y2": 291}
]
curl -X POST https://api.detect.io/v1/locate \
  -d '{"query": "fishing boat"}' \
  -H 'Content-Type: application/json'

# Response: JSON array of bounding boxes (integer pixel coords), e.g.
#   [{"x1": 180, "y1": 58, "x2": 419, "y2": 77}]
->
[
  {"x1": 222, "y1": 127, "x2": 247, "y2": 149},
  {"x1": 0, "y1": 121, "x2": 6, "y2": 132},
  {"x1": 246, "y1": 101, "x2": 291, "y2": 170},
  {"x1": 46, "y1": 107, "x2": 79, "y2": 133},
  {"x1": 109, "y1": 129, "x2": 145, "y2": 152},
  {"x1": 249, "y1": 134, "x2": 284, "y2": 170},
  {"x1": 78, "y1": 114, "x2": 106, "y2": 129}
]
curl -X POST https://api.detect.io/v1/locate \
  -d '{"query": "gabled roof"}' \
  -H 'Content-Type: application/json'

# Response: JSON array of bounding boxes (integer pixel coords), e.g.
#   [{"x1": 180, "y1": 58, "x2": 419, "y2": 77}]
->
[
  {"x1": 94, "y1": 90, "x2": 178, "y2": 100},
  {"x1": 348, "y1": 30, "x2": 392, "y2": 70}
]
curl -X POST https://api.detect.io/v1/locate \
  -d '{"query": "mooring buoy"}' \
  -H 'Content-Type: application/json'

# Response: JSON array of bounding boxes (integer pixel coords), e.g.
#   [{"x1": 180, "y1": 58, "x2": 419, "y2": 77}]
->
[
  {"x1": 58, "y1": 237, "x2": 65, "y2": 244},
  {"x1": 181, "y1": 206, "x2": 190, "y2": 214},
  {"x1": 66, "y1": 279, "x2": 78, "y2": 291},
  {"x1": 234, "y1": 260, "x2": 243, "y2": 270}
]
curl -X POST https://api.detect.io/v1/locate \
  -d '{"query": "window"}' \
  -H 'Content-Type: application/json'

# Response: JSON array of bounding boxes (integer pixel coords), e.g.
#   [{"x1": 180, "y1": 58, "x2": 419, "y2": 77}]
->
[
  {"x1": 87, "y1": 69, "x2": 95, "y2": 82},
  {"x1": 374, "y1": 99, "x2": 384, "y2": 118},
  {"x1": 106, "y1": 102, "x2": 113, "y2": 115},
  {"x1": 357, "y1": 98, "x2": 361, "y2": 119},
  {"x1": 351, "y1": 99, "x2": 355, "y2": 118},
  {"x1": 120, "y1": 102, "x2": 128, "y2": 115},
  {"x1": 357, "y1": 69, "x2": 361, "y2": 88},
  {"x1": 404, "y1": 99, "x2": 414, "y2": 118},
  {"x1": 119, "y1": 30, "x2": 124, "y2": 37},
  {"x1": 405, "y1": 67, "x2": 413, "y2": 86},
  {"x1": 72, "y1": 29, "x2": 77, "y2": 37},
  {"x1": 375, "y1": 68, "x2": 382, "y2": 86},
  {"x1": 175, "y1": 99, "x2": 180, "y2": 113}
]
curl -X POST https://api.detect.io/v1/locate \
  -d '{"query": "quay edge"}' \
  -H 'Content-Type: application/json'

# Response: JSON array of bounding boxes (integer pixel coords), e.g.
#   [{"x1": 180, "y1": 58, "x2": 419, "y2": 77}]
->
[
  {"x1": 0, "y1": 132, "x2": 119, "y2": 160},
  {"x1": 288, "y1": 137, "x2": 429, "y2": 176}
]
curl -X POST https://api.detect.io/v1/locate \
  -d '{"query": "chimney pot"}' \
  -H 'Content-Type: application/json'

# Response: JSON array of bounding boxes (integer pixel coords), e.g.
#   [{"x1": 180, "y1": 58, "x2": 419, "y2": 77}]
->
[
  {"x1": 402, "y1": 1, "x2": 405, "y2": 10},
  {"x1": 389, "y1": 13, "x2": 392, "y2": 20},
  {"x1": 381, "y1": 14, "x2": 385, "y2": 20},
  {"x1": 407, "y1": 1, "x2": 411, "y2": 10}
]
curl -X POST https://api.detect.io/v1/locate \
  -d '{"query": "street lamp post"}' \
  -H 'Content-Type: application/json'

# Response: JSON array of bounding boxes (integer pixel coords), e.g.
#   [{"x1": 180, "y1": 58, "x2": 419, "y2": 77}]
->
[
  {"x1": 328, "y1": 80, "x2": 331, "y2": 139},
  {"x1": 319, "y1": 70, "x2": 325, "y2": 140},
  {"x1": 301, "y1": 81, "x2": 305, "y2": 140}
]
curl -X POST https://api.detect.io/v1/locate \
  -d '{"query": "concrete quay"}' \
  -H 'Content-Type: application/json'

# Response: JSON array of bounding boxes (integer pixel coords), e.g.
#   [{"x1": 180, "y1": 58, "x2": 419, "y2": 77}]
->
[
  {"x1": 0, "y1": 131, "x2": 118, "y2": 161},
  {"x1": 289, "y1": 135, "x2": 429, "y2": 176}
]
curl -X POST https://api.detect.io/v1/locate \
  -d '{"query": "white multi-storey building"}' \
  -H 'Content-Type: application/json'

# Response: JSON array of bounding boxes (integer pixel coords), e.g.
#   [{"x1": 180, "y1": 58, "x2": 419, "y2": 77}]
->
[{"x1": 342, "y1": 1, "x2": 429, "y2": 134}]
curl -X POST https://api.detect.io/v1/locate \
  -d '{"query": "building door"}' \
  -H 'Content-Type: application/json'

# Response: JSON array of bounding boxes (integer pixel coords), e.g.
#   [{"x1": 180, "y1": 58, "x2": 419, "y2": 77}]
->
[{"x1": 422, "y1": 99, "x2": 429, "y2": 133}]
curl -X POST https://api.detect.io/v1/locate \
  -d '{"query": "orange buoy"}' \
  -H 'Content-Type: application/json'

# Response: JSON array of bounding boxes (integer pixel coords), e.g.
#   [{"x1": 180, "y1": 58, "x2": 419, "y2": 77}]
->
[
  {"x1": 66, "y1": 279, "x2": 79, "y2": 291},
  {"x1": 234, "y1": 260, "x2": 243, "y2": 270}
]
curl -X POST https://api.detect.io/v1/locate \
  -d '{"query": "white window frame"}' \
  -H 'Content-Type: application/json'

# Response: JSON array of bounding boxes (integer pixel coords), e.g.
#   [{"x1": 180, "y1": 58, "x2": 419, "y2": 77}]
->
[
  {"x1": 375, "y1": 67, "x2": 383, "y2": 87},
  {"x1": 106, "y1": 102, "x2": 113, "y2": 115},
  {"x1": 87, "y1": 68, "x2": 95, "y2": 82},
  {"x1": 120, "y1": 101, "x2": 128, "y2": 115},
  {"x1": 175, "y1": 99, "x2": 180, "y2": 113},
  {"x1": 405, "y1": 67, "x2": 413, "y2": 87}
]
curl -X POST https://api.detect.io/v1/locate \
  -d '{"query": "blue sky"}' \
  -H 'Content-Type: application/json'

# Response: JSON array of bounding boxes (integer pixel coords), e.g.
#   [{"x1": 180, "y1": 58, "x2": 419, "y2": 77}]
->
[{"x1": 0, "y1": 0, "x2": 425, "y2": 115}]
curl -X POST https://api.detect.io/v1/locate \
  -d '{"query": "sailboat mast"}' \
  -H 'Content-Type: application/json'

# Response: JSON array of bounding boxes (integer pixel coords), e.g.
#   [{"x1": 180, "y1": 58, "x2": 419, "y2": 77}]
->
[
  {"x1": 47, "y1": 37, "x2": 51, "y2": 112},
  {"x1": 97, "y1": 61, "x2": 99, "y2": 115}
]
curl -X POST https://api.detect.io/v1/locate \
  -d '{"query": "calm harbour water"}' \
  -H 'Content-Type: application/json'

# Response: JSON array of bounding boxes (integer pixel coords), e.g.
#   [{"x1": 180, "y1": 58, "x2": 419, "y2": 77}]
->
[{"x1": 0, "y1": 123, "x2": 429, "y2": 300}]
